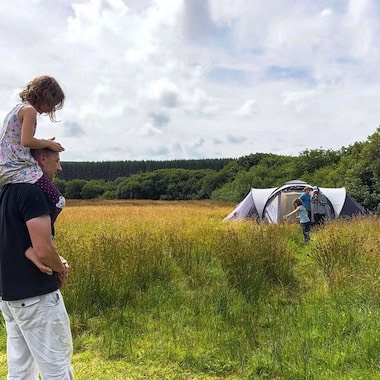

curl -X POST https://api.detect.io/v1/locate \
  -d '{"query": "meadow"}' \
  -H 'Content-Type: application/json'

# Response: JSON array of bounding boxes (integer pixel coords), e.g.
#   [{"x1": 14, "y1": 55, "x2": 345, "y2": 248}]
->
[{"x1": 1, "y1": 200, "x2": 380, "y2": 379}]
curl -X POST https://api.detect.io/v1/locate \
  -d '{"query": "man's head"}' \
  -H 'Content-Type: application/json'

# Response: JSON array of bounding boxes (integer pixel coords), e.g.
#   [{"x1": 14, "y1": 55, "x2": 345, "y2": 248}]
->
[
  {"x1": 31, "y1": 148, "x2": 62, "y2": 182},
  {"x1": 312, "y1": 186, "x2": 320, "y2": 194},
  {"x1": 304, "y1": 186, "x2": 312, "y2": 194}
]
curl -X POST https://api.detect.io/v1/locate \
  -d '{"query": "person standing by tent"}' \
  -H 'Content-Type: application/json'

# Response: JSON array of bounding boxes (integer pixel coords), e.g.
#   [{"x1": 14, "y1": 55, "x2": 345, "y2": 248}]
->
[
  {"x1": 311, "y1": 186, "x2": 330, "y2": 225},
  {"x1": 299, "y1": 186, "x2": 312, "y2": 220},
  {"x1": 284, "y1": 198, "x2": 311, "y2": 242}
]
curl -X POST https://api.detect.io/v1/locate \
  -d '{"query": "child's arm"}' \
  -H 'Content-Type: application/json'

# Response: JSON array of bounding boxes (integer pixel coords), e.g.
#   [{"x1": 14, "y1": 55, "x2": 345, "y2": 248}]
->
[
  {"x1": 19, "y1": 106, "x2": 64, "y2": 152},
  {"x1": 25, "y1": 247, "x2": 53, "y2": 275},
  {"x1": 284, "y1": 207, "x2": 300, "y2": 219}
]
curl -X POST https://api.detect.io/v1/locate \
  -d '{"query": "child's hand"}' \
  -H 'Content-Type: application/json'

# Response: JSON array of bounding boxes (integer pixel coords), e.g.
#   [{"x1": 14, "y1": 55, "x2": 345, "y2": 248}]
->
[{"x1": 47, "y1": 137, "x2": 65, "y2": 152}]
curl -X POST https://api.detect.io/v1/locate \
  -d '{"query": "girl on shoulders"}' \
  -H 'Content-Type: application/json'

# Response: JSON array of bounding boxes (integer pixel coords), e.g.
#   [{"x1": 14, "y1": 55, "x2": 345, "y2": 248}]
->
[{"x1": 0, "y1": 75, "x2": 66, "y2": 274}]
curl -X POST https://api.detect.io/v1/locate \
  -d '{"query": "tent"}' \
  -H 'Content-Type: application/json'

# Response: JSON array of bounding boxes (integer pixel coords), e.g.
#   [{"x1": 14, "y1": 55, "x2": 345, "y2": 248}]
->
[{"x1": 224, "y1": 179, "x2": 366, "y2": 223}]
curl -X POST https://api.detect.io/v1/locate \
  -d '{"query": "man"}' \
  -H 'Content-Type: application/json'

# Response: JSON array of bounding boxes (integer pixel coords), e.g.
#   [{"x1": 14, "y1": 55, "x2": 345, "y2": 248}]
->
[
  {"x1": 0, "y1": 148, "x2": 73, "y2": 379},
  {"x1": 299, "y1": 186, "x2": 312, "y2": 220},
  {"x1": 311, "y1": 186, "x2": 330, "y2": 225}
]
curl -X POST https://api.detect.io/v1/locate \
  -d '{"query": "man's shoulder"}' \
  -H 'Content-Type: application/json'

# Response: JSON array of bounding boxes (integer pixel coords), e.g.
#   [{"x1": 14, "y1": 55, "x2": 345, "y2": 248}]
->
[
  {"x1": 1, "y1": 183, "x2": 46, "y2": 204},
  {"x1": 3, "y1": 183, "x2": 44, "y2": 195},
  {"x1": 4, "y1": 183, "x2": 38, "y2": 189},
  {"x1": 1, "y1": 183, "x2": 54, "y2": 221}
]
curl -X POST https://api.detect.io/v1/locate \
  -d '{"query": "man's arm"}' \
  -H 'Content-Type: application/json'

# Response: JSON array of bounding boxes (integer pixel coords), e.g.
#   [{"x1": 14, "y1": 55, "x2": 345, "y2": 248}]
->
[{"x1": 26, "y1": 214, "x2": 65, "y2": 274}]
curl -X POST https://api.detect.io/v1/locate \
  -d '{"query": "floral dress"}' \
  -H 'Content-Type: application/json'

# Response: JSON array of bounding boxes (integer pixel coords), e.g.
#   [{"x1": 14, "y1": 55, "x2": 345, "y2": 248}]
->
[{"x1": 0, "y1": 103, "x2": 43, "y2": 186}]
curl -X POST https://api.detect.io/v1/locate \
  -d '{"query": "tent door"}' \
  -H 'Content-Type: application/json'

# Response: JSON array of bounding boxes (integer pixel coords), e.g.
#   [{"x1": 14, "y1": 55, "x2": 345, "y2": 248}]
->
[{"x1": 281, "y1": 191, "x2": 302, "y2": 221}]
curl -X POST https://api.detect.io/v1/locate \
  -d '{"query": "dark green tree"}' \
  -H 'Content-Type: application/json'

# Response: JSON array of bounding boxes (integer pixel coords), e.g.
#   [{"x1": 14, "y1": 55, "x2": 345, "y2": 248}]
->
[
  {"x1": 65, "y1": 179, "x2": 87, "y2": 199},
  {"x1": 81, "y1": 181, "x2": 106, "y2": 199},
  {"x1": 54, "y1": 178, "x2": 67, "y2": 196}
]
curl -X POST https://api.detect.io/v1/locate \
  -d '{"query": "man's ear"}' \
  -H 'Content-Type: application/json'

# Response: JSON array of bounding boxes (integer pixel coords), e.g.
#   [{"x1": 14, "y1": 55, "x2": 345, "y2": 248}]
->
[{"x1": 38, "y1": 153, "x2": 47, "y2": 166}]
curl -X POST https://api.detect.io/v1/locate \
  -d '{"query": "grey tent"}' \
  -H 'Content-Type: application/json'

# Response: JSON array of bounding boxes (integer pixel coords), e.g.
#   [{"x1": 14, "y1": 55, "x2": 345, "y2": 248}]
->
[{"x1": 224, "y1": 179, "x2": 365, "y2": 223}]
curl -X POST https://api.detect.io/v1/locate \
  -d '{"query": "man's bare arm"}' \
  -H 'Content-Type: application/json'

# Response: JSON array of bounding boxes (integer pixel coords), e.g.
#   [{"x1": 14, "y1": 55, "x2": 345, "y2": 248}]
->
[{"x1": 26, "y1": 215, "x2": 65, "y2": 274}]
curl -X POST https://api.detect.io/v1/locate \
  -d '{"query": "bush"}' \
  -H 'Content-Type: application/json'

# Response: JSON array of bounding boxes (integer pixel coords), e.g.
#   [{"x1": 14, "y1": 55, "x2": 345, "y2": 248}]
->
[
  {"x1": 81, "y1": 181, "x2": 105, "y2": 199},
  {"x1": 65, "y1": 179, "x2": 87, "y2": 199}
]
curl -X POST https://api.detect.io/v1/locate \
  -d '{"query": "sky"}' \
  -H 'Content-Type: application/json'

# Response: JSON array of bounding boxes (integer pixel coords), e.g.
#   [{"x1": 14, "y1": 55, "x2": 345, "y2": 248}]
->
[{"x1": 0, "y1": 0, "x2": 379, "y2": 162}]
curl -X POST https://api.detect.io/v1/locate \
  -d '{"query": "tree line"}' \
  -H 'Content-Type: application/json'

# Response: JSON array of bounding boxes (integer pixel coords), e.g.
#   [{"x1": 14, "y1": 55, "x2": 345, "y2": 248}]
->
[
  {"x1": 58, "y1": 158, "x2": 232, "y2": 181},
  {"x1": 55, "y1": 128, "x2": 380, "y2": 212}
]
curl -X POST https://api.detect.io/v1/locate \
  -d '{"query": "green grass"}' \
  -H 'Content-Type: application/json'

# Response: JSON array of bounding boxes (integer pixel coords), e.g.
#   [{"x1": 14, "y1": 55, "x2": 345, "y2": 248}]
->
[{"x1": 1, "y1": 202, "x2": 379, "y2": 379}]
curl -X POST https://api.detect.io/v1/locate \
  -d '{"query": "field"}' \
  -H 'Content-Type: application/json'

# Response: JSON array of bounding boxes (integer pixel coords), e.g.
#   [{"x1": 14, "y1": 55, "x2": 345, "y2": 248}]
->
[{"x1": 1, "y1": 200, "x2": 380, "y2": 379}]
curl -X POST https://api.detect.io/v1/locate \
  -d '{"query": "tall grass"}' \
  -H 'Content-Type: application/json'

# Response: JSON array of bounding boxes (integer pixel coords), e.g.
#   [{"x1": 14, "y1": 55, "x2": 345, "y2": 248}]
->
[
  {"x1": 311, "y1": 217, "x2": 380, "y2": 290},
  {"x1": 1, "y1": 201, "x2": 379, "y2": 379},
  {"x1": 218, "y1": 223, "x2": 297, "y2": 303}
]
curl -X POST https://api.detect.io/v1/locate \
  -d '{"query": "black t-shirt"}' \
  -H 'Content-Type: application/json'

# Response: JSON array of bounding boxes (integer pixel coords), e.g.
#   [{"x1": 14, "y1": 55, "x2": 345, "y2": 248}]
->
[{"x1": 0, "y1": 184, "x2": 58, "y2": 301}]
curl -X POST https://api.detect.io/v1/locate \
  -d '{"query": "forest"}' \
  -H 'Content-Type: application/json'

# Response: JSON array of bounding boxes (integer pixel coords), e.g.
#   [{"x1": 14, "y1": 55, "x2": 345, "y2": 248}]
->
[{"x1": 55, "y1": 128, "x2": 380, "y2": 212}]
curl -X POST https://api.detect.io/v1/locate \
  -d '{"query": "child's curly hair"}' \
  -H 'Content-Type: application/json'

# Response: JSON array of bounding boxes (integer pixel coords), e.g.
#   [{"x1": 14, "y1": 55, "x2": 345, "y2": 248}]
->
[{"x1": 19, "y1": 76, "x2": 65, "y2": 121}]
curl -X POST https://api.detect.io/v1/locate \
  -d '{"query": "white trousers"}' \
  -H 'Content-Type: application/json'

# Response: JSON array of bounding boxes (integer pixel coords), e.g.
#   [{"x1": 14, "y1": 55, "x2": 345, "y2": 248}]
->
[{"x1": 0, "y1": 290, "x2": 73, "y2": 380}]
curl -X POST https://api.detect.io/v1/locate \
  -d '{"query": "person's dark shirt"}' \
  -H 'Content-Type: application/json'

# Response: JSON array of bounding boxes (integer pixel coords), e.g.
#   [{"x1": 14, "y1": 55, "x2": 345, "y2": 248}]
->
[{"x1": 0, "y1": 184, "x2": 58, "y2": 301}]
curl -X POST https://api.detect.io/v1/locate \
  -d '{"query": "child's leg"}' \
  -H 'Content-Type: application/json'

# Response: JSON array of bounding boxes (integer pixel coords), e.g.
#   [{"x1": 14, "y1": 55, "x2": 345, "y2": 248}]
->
[
  {"x1": 35, "y1": 174, "x2": 65, "y2": 225},
  {"x1": 25, "y1": 247, "x2": 53, "y2": 275},
  {"x1": 301, "y1": 223, "x2": 310, "y2": 242}
]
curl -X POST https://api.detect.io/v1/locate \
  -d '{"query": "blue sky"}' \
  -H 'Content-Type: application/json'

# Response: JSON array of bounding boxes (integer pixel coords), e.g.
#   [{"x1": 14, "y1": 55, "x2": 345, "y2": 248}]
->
[{"x1": 0, "y1": 0, "x2": 379, "y2": 161}]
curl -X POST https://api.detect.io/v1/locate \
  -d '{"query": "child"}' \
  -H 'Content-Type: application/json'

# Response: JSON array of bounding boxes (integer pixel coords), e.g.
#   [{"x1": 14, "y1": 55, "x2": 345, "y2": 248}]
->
[
  {"x1": 0, "y1": 76, "x2": 66, "y2": 274},
  {"x1": 284, "y1": 198, "x2": 311, "y2": 242}
]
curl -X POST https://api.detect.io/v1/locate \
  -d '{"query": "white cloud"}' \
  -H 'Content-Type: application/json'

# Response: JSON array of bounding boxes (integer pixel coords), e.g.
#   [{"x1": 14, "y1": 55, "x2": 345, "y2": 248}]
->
[
  {"x1": 235, "y1": 99, "x2": 258, "y2": 118},
  {"x1": 281, "y1": 89, "x2": 317, "y2": 112},
  {"x1": 0, "y1": 0, "x2": 379, "y2": 161},
  {"x1": 140, "y1": 78, "x2": 182, "y2": 108},
  {"x1": 138, "y1": 122, "x2": 164, "y2": 137},
  {"x1": 320, "y1": 8, "x2": 332, "y2": 17},
  {"x1": 187, "y1": 89, "x2": 218, "y2": 116}
]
